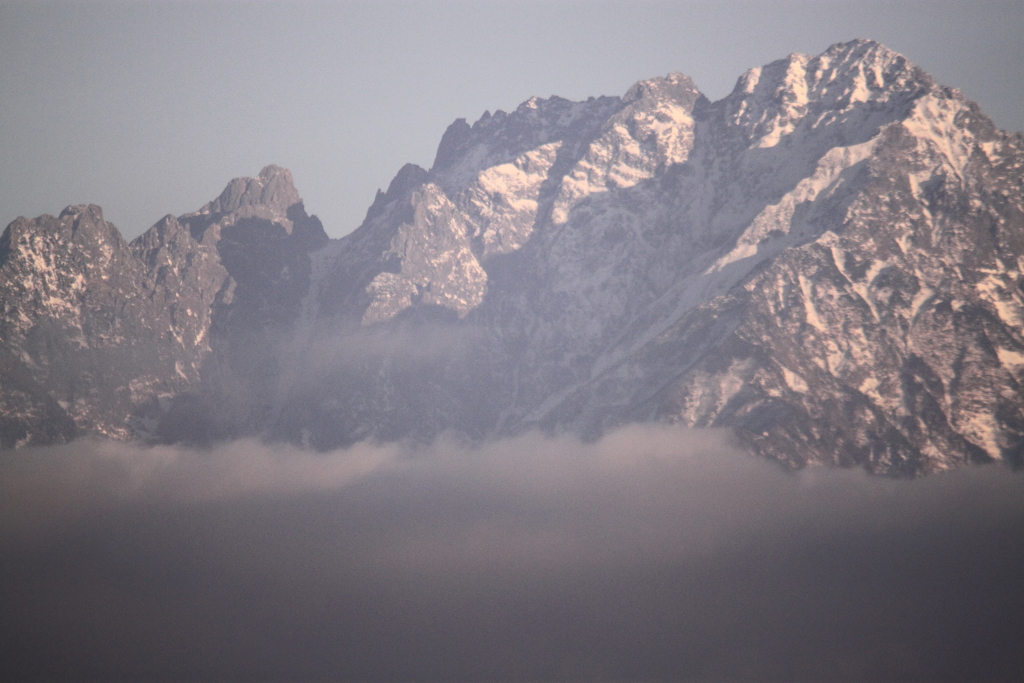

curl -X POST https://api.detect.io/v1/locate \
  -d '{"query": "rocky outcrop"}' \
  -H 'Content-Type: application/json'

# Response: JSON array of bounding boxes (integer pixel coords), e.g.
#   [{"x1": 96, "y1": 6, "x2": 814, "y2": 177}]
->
[
  {"x1": 0, "y1": 166, "x2": 326, "y2": 446},
  {"x1": 3, "y1": 40, "x2": 1023, "y2": 475},
  {"x1": 536, "y1": 43, "x2": 1024, "y2": 474},
  {"x1": 280, "y1": 40, "x2": 1024, "y2": 474},
  {"x1": 0, "y1": 205, "x2": 177, "y2": 445}
]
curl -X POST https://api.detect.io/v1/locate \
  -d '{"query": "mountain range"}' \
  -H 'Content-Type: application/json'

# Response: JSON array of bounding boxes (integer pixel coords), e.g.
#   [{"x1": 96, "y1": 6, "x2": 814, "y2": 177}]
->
[{"x1": 3, "y1": 39, "x2": 1023, "y2": 476}]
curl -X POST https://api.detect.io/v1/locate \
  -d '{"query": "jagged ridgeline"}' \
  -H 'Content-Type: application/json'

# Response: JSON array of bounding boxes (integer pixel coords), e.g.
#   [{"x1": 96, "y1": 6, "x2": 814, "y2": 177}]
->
[{"x1": 3, "y1": 40, "x2": 1023, "y2": 475}]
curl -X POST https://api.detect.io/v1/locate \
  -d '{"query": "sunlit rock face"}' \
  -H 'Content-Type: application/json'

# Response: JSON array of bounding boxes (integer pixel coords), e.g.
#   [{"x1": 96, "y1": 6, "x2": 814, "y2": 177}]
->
[
  {"x1": 0, "y1": 204, "x2": 226, "y2": 446},
  {"x1": 3, "y1": 40, "x2": 1023, "y2": 475},
  {"x1": 284, "y1": 40, "x2": 1024, "y2": 474}
]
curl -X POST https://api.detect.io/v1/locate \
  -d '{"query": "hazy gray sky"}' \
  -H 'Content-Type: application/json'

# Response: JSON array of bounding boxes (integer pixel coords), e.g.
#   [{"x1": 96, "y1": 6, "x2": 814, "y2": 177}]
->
[{"x1": 2, "y1": 0, "x2": 1022, "y2": 239}]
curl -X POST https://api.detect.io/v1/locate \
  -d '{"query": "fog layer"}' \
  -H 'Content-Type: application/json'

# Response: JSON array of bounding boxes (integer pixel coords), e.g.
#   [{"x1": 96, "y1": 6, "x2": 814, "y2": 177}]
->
[{"x1": 3, "y1": 426, "x2": 1023, "y2": 681}]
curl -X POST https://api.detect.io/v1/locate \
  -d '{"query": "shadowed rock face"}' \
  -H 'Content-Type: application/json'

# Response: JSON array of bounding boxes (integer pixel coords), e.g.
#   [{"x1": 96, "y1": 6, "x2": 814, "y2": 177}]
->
[
  {"x1": 3, "y1": 40, "x2": 1023, "y2": 474},
  {"x1": 0, "y1": 166, "x2": 327, "y2": 447}
]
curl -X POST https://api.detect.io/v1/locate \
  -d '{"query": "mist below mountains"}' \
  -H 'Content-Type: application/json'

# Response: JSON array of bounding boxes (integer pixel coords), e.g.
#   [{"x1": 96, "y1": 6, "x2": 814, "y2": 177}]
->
[
  {"x1": 4, "y1": 38, "x2": 1024, "y2": 681},
  {"x1": 3, "y1": 424, "x2": 1024, "y2": 681}
]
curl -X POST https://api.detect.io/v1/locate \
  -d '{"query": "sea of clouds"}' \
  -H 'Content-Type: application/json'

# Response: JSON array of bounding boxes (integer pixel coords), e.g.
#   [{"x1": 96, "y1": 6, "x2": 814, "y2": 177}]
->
[{"x1": 3, "y1": 424, "x2": 1024, "y2": 681}]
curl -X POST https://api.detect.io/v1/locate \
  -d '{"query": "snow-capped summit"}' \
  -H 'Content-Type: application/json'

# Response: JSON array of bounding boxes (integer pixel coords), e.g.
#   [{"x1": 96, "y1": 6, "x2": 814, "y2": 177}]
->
[
  {"x1": 3, "y1": 41, "x2": 1022, "y2": 475},
  {"x1": 720, "y1": 40, "x2": 932, "y2": 148}
]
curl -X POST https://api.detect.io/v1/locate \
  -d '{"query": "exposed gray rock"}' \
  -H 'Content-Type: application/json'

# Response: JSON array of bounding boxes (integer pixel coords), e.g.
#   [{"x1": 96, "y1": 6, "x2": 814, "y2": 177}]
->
[
  {"x1": 0, "y1": 166, "x2": 326, "y2": 446},
  {"x1": 0, "y1": 205, "x2": 179, "y2": 445},
  {"x1": 3, "y1": 40, "x2": 1022, "y2": 476},
  {"x1": 278, "y1": 40, "x2": 1024, "y2": 474}
]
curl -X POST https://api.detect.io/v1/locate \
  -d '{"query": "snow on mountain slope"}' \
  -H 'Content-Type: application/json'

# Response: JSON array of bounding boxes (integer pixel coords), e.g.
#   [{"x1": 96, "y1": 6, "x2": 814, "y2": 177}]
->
[
  {"x1": 282, "y1": 39, "x2": 1024, "y2": 473},
  {"x1": 3, "y1": 40, "x2": 1022, "y2": 475}
]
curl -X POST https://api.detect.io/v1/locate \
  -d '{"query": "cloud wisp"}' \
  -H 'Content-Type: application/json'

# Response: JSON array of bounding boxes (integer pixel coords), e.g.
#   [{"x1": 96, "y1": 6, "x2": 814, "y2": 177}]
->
[{"x1": 3, "y1": 425, "x2": 1024, "y2": 681}]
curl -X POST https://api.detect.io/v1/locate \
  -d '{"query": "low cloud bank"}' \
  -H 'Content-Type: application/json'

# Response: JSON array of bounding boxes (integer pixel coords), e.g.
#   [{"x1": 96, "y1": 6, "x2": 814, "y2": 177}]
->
[{"x1": 3, "y1": 425, "x2": 1024, "y2": 681}]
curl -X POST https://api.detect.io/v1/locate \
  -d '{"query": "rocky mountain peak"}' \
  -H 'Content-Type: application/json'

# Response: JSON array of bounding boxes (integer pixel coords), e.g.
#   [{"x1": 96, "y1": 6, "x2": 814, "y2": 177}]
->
[
  {"x1": 4, "y1": 41, "x2": 1024, "y2": 476},
  {"x1": 729, "y1": 39, "x2": 919, "y2": 101},
  {"x1": 623, "y1": 71, "x2": 702, "y2": 107},
  {"x1": 364, "y1": 163, "x2": 430, "y2": 223},
  {"x1": 58, "y1": 203, "x2": 105, "y2": 223},
  {"x1": 182, "y1": 164, "x2": 306, "y2": 242},
  {"x1": 823, "y1": 38, "x2": 907, "y2": 73},
  {"x1": 428, "y1": 93, "x2": 625, "y2": 195},
  {"x1": 708, "y1": 38, "x2": 935, "y2": 156},
  {"x1": 432, "y1": 119, "x2": 473, "y2": 172},
  {"x1": 205, "y1": 164, "x2": 300, "y2": 215},
  {"x1": 53, "y1": 204, "x2": 124, "y2": 244}
]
